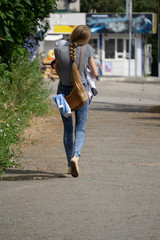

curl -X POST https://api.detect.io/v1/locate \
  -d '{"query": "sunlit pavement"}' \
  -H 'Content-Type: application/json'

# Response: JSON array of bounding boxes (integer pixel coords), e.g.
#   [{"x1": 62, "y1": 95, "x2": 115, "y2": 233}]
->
[{"x1": 1, "y1": 78, "x2": 160, "y2": 240}]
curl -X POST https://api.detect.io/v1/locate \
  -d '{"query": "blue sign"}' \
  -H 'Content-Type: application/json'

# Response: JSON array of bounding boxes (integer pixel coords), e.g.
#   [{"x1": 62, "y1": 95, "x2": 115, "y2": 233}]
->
[{"x1": 86, "y1": 13, "x2": 156, "y2": 34}]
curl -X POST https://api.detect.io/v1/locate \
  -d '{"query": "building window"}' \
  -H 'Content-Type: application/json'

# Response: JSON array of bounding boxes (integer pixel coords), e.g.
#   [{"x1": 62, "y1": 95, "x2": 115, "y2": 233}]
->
[
  {"x1": 126, "y1": 39, "x2": 135, "y2": 59},
  {"x1": 105, "y1": 39, "x2": 115, "y2": 59},
  {"x1": 117, "y1": 39, "x2": 124, "y2": 53},
  {"x1": 104, "y1": 38, "x2": 135, "y2": 60},
  {"x1": 90, "y1": 38, "x2": 98, "y2": 55},
  {"x1": 117, "y1": 39, "x2": 124, "y2": 58}
]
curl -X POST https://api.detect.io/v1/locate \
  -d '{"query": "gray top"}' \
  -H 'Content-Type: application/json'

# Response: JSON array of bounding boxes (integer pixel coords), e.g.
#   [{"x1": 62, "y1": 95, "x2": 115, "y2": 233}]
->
[{"x1": 54, "y1": 44, "x2": 94, "y2": 86}]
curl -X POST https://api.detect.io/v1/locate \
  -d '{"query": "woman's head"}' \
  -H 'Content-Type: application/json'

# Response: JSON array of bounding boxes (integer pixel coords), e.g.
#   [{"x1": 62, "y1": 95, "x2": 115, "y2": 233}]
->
[
  {"x1": 70, "y1": 25, "x2": 91, "y2": 62},
  {"x1": 69, "y1": 25, "x2": 91, "y2": 95},
  {"x1": 70, "y1": 25, "x2": 91, "y2": 45}
]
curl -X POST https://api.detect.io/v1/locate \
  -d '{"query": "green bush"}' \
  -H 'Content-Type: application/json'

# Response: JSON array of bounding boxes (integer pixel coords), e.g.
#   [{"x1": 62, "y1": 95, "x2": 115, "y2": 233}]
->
[
  {"x1": 0, "y1": 55, "x2": 52, "y2": 173},
  {"x1": 0, "y1": 0, "x2": 56, "y2": 64}
]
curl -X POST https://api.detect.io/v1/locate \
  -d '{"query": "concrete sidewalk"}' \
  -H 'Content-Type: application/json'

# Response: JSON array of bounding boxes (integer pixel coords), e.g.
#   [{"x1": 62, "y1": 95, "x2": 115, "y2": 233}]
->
[
  {"x1": 99, "y1": 75, "x2": 160, "y2": 83},
  {"x1": 1, "y1": 78, "x2": 160, "y2": 181},
  {"x1": 1, "y1": 79, "x2": 160, "y2": 240}
]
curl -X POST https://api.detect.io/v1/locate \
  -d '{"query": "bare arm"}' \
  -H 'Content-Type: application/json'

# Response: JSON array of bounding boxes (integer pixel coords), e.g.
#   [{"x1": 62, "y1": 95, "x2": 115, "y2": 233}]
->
[
  {"x1": 88, "y1": 56, "x2": 98, "y2": 78},
  {"x1": 98, "y1": 63, "x2": 102, "y2": 71}
]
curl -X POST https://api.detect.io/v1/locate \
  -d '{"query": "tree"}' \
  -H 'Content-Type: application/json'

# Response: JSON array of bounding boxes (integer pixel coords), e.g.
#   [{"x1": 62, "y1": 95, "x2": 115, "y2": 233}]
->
[
  {"x1": 80, "y1": 0, "x2": 158, "y2": 14},
  {"x1": 133, "y1": 0, "x2": 158, "y2": 13},
  {"x1": 80, "y1": 0, "x2": 126, "y2": 13},
  {"x1": 0, "y1": 0, "x2": 56, "y2": 64}
]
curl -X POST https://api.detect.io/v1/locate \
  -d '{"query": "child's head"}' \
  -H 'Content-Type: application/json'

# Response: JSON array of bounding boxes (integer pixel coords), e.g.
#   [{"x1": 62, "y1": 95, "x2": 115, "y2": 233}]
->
[{"x1": 55, "y1": 39, "x2": 69, "y2": 47}]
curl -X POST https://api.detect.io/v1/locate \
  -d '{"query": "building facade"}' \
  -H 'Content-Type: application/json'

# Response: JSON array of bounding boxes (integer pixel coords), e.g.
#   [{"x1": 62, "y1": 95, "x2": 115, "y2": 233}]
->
[{"x1": 39, "y1": 12, "x2": 157, "y2": 77}]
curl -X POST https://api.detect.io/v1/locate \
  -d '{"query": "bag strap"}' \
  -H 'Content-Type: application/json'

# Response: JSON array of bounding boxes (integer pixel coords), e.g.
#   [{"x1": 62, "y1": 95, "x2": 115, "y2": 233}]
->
[{"x1": 78, "y1": 46, "x2": 81, "y2": 72}]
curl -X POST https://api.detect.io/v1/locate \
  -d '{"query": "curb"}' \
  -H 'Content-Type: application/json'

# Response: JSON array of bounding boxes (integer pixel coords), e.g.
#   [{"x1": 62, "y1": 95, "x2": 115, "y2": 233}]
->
[{"x1": 99, "y1": 76, "x2": 160, "y2": 83}]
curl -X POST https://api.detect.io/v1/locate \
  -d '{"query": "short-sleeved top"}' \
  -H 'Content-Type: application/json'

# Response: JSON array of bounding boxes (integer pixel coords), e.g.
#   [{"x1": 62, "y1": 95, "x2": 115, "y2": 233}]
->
[{"x1": 54, "y1": 44, "x2": 94, "y2": 86}]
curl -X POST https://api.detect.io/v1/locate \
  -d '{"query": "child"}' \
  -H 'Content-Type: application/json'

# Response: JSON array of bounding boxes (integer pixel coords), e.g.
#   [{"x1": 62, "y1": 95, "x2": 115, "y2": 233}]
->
[{"x1": 94, "y1": 55, "x2": 102, "y2": 81}]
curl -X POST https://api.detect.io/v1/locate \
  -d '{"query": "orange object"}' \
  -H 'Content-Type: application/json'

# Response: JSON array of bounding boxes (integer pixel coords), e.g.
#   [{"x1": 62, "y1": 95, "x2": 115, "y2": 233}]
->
[{"x1": 48, "y1": 57, "x2": 55, "y2": 60}]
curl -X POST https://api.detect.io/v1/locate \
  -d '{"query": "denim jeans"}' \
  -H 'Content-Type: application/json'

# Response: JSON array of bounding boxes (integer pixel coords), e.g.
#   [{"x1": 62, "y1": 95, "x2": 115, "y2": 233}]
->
[{"x1": 57, "y1": 82, "x2": 89, "y2": 166}]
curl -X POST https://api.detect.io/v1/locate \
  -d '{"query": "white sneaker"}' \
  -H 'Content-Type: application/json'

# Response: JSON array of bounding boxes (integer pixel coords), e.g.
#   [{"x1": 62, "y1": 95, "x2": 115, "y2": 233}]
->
[{"x1": 70, "y1": 156, "x2": 79, "y2": 177}]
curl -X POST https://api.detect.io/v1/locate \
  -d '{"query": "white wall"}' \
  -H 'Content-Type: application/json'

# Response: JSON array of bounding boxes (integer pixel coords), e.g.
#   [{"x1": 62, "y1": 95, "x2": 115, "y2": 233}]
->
[
  {"x1": 102, "y1": 34, "x2": 143, "y2": 77},
  {"x1": 47, "y1": 13, "x2": 86, "y2": 34},
  {"x1": 38, "y1": 13, "x2": 86, "y2": 56}
]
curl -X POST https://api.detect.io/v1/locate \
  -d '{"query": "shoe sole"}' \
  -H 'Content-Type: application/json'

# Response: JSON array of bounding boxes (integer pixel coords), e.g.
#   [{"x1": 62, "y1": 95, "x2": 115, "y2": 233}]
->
[{"x1": 70, "y1": 160, "x2": 79, "y2": 177}]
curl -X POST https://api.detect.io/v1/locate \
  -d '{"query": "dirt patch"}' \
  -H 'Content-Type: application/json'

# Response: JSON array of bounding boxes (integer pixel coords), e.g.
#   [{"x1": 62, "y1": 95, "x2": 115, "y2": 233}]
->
[
  {"x1": 22, "y1": 112, "x2": 61, "y2": 146},
  {"x1": 18, "y1": 107, "x2": 68, "y2": 174}
]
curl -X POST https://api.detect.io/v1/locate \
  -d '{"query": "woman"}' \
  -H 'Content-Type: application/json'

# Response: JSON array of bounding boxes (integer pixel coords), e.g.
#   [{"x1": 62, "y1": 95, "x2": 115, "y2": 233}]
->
[{"x1": 54, "y1": 25, "x2": 98, "y2": 177}]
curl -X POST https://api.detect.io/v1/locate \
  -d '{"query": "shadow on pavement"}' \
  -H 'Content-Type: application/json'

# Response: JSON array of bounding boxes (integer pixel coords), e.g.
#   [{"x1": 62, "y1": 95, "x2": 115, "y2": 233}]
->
[
  {"x1": 90, "y1": 102, "x2": 160, "y2": 113},
  {"x1": 1, "y1": 168, "x2": 67, "y2": 181}
]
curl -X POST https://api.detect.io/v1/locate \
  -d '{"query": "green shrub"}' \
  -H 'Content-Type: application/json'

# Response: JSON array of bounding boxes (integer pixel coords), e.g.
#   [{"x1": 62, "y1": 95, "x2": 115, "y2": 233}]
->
[
  {"x1": 0, "y1": 55, "x2": 52, "y2": 173},
  {"x1": 0, "y1": 0, "x2": 56, "y2": 64}
]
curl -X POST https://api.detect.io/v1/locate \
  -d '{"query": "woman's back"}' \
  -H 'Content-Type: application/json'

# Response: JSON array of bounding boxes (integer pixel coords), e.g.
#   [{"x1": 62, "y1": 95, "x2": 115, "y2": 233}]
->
[{"x1": 54, "y1": 44, "x2": 94, "y2": 86}]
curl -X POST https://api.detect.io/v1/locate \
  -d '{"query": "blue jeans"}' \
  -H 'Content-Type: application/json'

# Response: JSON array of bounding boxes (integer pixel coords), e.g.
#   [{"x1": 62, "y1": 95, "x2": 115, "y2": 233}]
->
[{"x1": 57, "y1": 82, "x2": 89, "y2": 166}]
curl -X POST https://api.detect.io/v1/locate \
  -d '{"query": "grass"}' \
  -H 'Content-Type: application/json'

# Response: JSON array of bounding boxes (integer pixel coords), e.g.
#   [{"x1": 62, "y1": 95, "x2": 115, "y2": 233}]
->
[{"x1": 0, "y1": 55, "x2": 52, "y2": 174}]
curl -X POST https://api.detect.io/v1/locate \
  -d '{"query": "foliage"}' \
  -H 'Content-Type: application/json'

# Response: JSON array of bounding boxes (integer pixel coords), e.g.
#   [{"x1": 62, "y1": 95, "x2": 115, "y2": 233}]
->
[
  {"x1": 133, "y1": 0, "x2": 158, "y2": 13},
  {"x1": 148, "y1": 33, "x2": 158, "y2": 76},
  {"x1": 80, "y1": 0, "x2": 158, "y2": 14},
  {"x1": 0, "y1": 0, "x2": 56, "y2": 173},
  {"x1": 0, "y1": 0, "x2": 56, "y2": 64},
  {"x1": 0, "y1": 55, "x2": 52, "y2": 173},
  {"x1": 80, "y1": 0, "x2": 126, "y2": 13},
  {"x1": 133, "y1": 0, "x2": 158, "y2": 77}
]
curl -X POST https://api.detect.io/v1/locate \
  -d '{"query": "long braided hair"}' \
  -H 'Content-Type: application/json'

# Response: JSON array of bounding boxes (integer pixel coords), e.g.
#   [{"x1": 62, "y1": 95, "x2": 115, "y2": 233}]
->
[{"x1": 69, "y1": 25, "x2": 91, "y2": 98}]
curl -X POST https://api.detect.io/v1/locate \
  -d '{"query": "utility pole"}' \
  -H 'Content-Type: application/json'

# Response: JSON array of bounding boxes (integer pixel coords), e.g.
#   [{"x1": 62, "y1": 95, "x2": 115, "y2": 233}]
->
[
  {"x1": 158, "y1": 0, "x2": 160, "y2": 77},
  {"x1": 126, "y1": 0, "x2": 133, "y2": 77}
]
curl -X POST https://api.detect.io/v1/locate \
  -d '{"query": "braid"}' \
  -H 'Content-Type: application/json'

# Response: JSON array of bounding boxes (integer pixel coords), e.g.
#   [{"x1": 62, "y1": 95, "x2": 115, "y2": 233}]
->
[
  {"x1": 70, "y1": 42, "x2": 78, "y2": 62},
  {"x1": 66, "y1": 25, "x2": 90, "y2": 103},
  {"x1": 69, "y1": 42, "x2": 87, "y2": 100}
]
